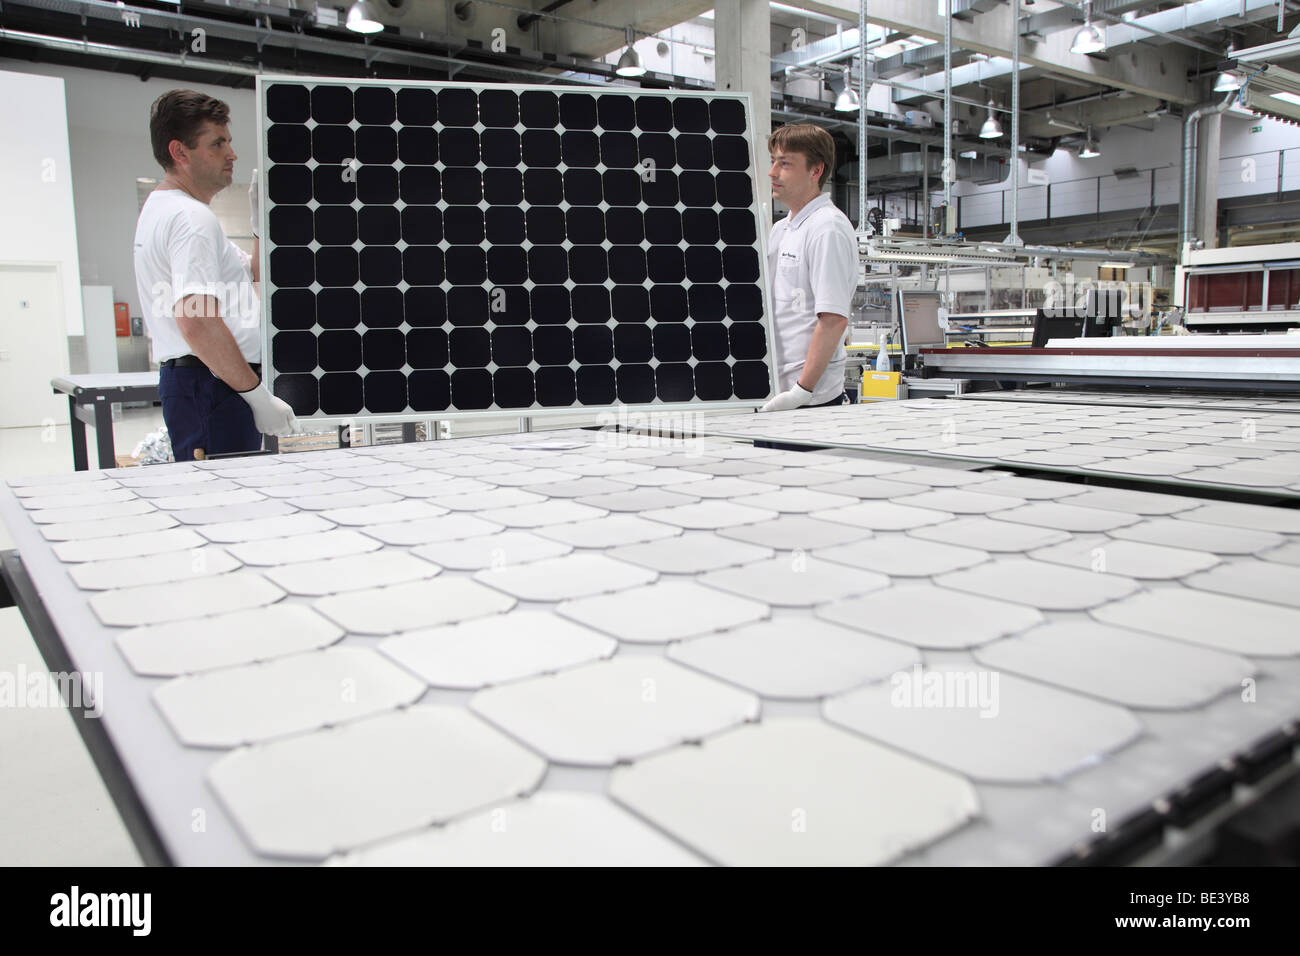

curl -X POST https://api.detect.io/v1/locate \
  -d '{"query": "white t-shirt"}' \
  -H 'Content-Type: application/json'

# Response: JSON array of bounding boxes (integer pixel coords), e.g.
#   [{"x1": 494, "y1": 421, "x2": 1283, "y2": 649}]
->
[
  {"x1": 133, "y1": 188, "x2": 261, "y2": 364},
  {"x1": 767, "y1": 193, "x2": 858, "y2": 404}
]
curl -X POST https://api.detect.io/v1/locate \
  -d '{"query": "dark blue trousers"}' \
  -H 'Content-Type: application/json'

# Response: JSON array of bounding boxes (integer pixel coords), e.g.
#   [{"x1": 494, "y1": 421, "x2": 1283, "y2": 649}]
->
[{"x1": 159, "y1": 365, "x2": 261, "y2": 462}]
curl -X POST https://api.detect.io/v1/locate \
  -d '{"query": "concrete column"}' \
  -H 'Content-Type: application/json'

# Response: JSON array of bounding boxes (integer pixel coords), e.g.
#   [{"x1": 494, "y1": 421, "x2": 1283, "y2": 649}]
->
[
  {"x1": 1194, "y1": 111, "x2": 1222, "y2": 250},
  {"x1": 715, "y1": 0, "x2": 772, "y2": 226}
]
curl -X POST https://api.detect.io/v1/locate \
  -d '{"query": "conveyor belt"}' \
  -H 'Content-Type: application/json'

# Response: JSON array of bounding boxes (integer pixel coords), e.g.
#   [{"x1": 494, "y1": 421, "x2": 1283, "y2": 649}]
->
[
  {"x1": 918, "y1": 346, "x2": 1300, "y2": 390},
  {"x1": 958, "y1": 388, "x2": 1300, "y2": 415},
  {"x1": 635, "y1": 400, "x2": 1300, "y2": 500}
]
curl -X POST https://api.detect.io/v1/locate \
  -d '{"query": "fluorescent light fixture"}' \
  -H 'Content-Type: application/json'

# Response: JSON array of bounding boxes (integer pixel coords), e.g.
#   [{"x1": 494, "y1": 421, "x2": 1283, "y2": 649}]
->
[
  {"x1": 770, "y1": 1, "x2": 849, "y2": 23},
  {"x1": 1214, "y1": 71, "x2": 1243, "y2": 92},
  {"x1": 615, "y1": 25, "x2": 645, "y2": 77},
  {"x1": 834, "y1": 68, "x2": 860, "y2": 112},
  {"x1": 1271, "y1": 91, "x2": 1300, "y2": 106},
  {"x1": 1070, "y1": 2, "x2": 1105, "y2": 55},
  {"x1": 979, "y1": 99, "x2": 1002, "y2": 139},
  {"x1": 1101, "y1": 261, "x2": 1132, "y2": 269},
  {"x1": 345, "y1": 0, "x2": 383, "y2": 34},
  {"x1": 959, "y1": 149, "x2": 977, "y2": 159}
]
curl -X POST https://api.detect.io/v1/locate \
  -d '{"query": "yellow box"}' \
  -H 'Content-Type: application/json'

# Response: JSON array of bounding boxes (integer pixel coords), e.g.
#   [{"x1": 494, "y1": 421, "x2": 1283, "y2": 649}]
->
[{"x1": 860, "y1": 370, "x2": 904, "y2": 401}]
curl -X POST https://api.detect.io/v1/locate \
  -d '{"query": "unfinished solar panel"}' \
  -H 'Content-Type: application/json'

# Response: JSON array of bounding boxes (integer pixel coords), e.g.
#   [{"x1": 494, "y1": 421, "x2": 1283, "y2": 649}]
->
[
  {"x1": 6, "y1": 427, "x2": 1300, "y2": 867},
  {"x1": 258, "y1": 78, "x2": 775, "y2": 419}
]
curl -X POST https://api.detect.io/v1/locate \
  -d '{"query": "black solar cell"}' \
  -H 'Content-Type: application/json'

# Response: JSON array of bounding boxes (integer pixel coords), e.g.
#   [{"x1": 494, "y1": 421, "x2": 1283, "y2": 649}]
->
[{"x1": 261, "y1": 80, "x2": 773, "y2": 415}]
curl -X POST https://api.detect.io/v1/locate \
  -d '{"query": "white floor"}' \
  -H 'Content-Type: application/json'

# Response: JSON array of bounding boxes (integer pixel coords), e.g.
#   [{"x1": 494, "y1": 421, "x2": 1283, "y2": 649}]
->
[{"x1": 0, "y1": 408, "x2": 164, "y2": 866}]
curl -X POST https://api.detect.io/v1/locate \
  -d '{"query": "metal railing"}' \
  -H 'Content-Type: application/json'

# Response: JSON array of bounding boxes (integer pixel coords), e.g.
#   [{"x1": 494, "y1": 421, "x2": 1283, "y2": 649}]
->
[{"x1": 952, "y1": 147, "x2": 1300, "y2": 231}]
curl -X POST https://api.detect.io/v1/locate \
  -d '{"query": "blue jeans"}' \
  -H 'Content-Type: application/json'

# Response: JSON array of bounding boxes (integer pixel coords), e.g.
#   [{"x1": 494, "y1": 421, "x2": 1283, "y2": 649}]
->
[{"x1": 159, "y1": 365, "x2": 262, "y2": 462}]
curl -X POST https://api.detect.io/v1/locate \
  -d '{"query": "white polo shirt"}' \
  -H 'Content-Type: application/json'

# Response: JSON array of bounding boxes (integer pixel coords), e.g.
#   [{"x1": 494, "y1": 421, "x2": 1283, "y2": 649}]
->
[
  {"x1": 133, "y1": 188, "x2": 261, "y2": 364},
  {"x1": 767, "y1": 192, "x2": 857, "y2": 404}
]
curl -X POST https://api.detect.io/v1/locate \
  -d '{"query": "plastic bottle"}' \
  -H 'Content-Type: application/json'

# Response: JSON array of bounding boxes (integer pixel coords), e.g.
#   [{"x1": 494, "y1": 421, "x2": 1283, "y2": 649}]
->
[{"x1": 875, "y1": 332, "x2": 891, "y2": 372}]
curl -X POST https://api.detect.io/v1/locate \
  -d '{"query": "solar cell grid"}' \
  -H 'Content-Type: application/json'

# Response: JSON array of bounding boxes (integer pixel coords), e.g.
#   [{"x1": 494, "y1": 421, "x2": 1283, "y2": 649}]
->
[{"x1": 259, "y1": 79, "x2": 775, "y2": 419}]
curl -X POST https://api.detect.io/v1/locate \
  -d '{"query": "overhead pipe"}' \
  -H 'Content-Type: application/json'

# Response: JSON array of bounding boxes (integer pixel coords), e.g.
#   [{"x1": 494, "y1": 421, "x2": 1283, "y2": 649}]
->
[
  {"x1": 0, "y1": 12, "x2": 680, "y2": 88},
  {"x1": 859, "y1": 0, "x2": 868, "y2": 233},
  {"x1": 1016, "y1": 243, "x2": 1167, "y2": 265},
  {"x1": 1004, "y1": 0, "x2": 1023, "y2": 246},
  {"x1": 943, "y1": 0, "x2": 953, "y2": 235},
  {"x1": 1180, "y1": 89, "x2": 1238, "y2": 258},
  {"x1": 0, "y1": 27, "x2": 261, "y2": 75},
  {"x1": 975, "y1": 239, "x2": 1167, "y2": 265},
  {"x1": 517, "y1": 0, "x2": 576, "y2": 32}
]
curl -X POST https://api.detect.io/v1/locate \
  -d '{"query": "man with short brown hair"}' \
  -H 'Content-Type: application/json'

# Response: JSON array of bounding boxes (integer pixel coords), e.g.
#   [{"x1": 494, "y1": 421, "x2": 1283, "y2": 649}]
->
[
  {"x1": 761, "y1": 124, "x2": 857, "y2": 412},
  {"x1": 133, "y1": 89, "x2": 297, "y2": 461}
]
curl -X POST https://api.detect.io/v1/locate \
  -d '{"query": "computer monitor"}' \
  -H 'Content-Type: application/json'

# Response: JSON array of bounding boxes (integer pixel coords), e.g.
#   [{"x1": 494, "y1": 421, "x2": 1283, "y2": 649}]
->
[
  {"x1": 897, "y1": 290, "x2": 947, "y2": 355},
  {"x1": 1031, "y1": 288, "x2": 1126, "y2": 346},
  {"x1": 1030, "y1": 310, "x2": 1086, "y2": 348}
]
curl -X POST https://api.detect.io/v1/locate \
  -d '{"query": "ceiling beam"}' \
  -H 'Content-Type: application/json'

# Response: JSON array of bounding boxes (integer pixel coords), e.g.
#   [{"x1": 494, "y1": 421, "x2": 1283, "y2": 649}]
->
[
  {"x1": 548, "y1": 0, "x2": 713, "y2": 58},
  {"x1": 794, "y1": 0, "x2": 1287, "y2": 104}
]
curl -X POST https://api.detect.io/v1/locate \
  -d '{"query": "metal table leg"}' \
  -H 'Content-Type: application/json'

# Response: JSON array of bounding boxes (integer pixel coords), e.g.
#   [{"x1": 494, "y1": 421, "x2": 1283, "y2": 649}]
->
[
  {"x1": 0, "y1": 550, "x2": 172, "y2": 866},
  {"x1": 93, "y1": 398, "x2": 116, "y2": 469},
  {"x1": 68, "y1": 395, "x2": 88, "y2": 472}
]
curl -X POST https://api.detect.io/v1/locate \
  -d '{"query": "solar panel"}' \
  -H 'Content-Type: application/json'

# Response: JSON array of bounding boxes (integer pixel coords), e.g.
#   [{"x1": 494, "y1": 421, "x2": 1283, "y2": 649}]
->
[{"x1": 256, "y1": 78, "x2": 776, "y2": 420}]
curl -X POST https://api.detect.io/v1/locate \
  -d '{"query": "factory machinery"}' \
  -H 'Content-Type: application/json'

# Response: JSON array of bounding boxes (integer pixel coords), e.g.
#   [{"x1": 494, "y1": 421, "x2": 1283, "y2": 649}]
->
[{"x1": 844, "y1": 238, "x2": 1300, "y2": 399}]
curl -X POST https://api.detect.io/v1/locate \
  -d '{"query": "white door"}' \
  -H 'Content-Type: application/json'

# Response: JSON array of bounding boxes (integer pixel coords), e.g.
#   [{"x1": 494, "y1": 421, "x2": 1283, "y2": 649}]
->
[{"x1": 0, "y1": 263, "x2": 68, "y2": 428}]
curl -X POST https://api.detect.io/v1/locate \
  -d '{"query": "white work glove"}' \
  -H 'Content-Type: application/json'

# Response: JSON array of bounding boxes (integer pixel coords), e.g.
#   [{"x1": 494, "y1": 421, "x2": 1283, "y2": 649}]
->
[
  {"x1": 760, "y1": 383, "x2": 814, "y2": 413},
  {"x1": 238, "y1": 384, "x2": 300, "y2": 437},
  {"x1": 249, "y1": 168, "x2": 260, "y2": 238}
]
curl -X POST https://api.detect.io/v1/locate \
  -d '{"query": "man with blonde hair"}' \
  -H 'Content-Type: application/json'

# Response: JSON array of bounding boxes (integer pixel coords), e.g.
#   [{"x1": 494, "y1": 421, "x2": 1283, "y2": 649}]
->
[{"x1": 761, "y1": 124, "x2": 857, "y2": 412}]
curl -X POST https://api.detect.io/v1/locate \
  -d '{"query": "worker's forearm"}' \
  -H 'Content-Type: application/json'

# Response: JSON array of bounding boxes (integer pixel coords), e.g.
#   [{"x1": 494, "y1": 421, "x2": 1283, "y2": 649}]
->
[
  {"x1": 797, "y1": 313, "x2": 849, "y2": 391},
  {"x1": 175, "y1": 296, "x2": 260, "y2": 392},
  {"x1": 251, "y1": 237, "x2": 260, "y2": 285}
]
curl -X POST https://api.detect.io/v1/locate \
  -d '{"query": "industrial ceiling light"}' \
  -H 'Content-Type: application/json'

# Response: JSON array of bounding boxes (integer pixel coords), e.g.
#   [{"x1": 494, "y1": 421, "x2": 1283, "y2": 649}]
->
[
  {"x1": 615, "y1": 26, "x2": 645, "y2": 77},
  {"x1": 1079, "y1": 128, "x2": 1100, "y2": 158},
  {"x1": 345, "y1": 0, "x2": 383, "y2": 34},
  {"x1": 834, "y1": 67, "x2": 860, "y2": 112},
  {"x1": 1214, "y1": 71, "x2": 1243, "y2": 92},
  {"x1": 979, "y1": 99, "x2": 1002, "y2": 139},
  {"x1": 1070, "y1": 1, "x2": 1106, "y2": 55}
]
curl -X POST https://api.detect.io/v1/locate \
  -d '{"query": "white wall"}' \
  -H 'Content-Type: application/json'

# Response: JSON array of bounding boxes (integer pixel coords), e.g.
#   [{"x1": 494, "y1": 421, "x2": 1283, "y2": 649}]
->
[
  {"x1": 0, "y1": 69, "x2": 83, "y2": 338},
  {"x1": 0, "y1": 60, "x2": 257, "y2": 320},
  {"x1": 81, "y1": 284, "x2": 118, "y2": 374}
]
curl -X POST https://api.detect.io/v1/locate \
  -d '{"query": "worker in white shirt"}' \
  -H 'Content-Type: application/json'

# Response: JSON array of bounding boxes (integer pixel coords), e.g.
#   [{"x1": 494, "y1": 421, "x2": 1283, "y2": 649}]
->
[
  {"x1": 133, "y1": 89, "x2": 298, "y2": 461},
  {"x1": 761, "y1": 124, "x2": 858, "y2": 412}
]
